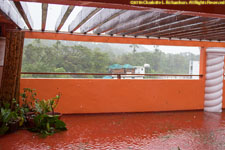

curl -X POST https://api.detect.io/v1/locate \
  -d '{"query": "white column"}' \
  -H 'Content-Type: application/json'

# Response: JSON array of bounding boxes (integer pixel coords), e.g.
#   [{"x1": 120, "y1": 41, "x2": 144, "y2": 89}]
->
[{"x1": 204, "y1": 48, "x2": 225, "y2": 112}]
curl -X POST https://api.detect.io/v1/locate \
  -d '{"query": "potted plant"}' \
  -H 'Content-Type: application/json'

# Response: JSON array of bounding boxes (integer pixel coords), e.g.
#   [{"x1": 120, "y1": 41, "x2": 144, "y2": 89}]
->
[
  {"x1": 20, "y1": 88, "x2": 38, "y2": 128},
  {"x1": 28, "y1": 113, "x2": 67, "y2": 138},
  {"x1": 0, "y1": 105, "x2": 17, "y2": 135},
  {"x1": 0, "y1": 100, "x2": 24, "y2": 135},
  {"x1": 20, "y1": 88, "x2": 37, "y2": 113},
  {"x1": 19, "y1": 88, "x2": 67, "y2": 137},
  {"x1": 0, "y1": 89, "x2": 67, "y2": 138},
  {"x1": 30, "y1": 93, "x2": 66, "y2": 137},
  {"x1": 47, "y1": 94, "x2": 62, "y2": 119},
  {"x1": 35, "y1": 93, "x2": 62, "y2": 119}
]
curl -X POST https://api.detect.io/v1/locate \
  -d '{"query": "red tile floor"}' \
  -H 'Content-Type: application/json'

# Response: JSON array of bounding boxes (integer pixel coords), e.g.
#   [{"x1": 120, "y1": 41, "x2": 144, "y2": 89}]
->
[{"x1": 1, "y1": 111, "x2": 225, "y2": 150}]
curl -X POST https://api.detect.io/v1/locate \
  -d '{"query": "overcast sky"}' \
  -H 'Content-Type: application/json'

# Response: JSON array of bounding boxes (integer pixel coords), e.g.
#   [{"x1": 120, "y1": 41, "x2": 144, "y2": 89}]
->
[{"x1": 24, "y1": 2, "x2": 200, "y2": 55}]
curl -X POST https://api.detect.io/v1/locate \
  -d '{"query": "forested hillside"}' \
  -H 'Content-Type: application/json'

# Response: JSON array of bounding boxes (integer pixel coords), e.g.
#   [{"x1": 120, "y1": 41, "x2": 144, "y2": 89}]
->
[
  {"x1": 24, "y1": 39, "x2": 150, "y2": 55},
  {"x1": 22, "y1": 39, "x2": 199, "y2": 78}
]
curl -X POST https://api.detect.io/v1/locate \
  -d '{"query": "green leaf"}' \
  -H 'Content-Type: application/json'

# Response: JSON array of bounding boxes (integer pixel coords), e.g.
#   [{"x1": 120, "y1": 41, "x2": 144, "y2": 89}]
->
[{"x1": 0, "y1": 125, "x2": 9, "y2": 135}]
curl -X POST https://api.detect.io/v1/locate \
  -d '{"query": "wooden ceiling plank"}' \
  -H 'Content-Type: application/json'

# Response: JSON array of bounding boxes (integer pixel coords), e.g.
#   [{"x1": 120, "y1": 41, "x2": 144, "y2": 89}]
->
[
  {"x1": 145, "y1": 18, "x2": 219, "y2": 37},
  {"x1": 13, "y1": 1, "x2": 33, "y2": 30},
  {"x1": 106, "y1": 11, "x2": 166, "y2": 35},
  {"x1": 11, "y1": 0, "x2": 225, "y2": 19},
  {"x1": 0, "y1": 0, "x2": 25, "y2": 29},
  {"x1": 165, "y1": 30, "x2": 225, "y2": 41},
  {"x1": 55, "y1": 5, "x2": 74, "y2": 32},
  {"x1": 158, "y1": 22, "x2": 225, "y2": 37},
  {"x1": 41, "y1": 3, "x2": 48, "y2": 31},
  {"x1": 207, "y1": 35, "x2": 225, "y2": 41},
  {"x1": 181, "y1": 30, "x2": 225, "y2": 39},
  {"x1": 169, "y1": 26, "x2": 225, "y2": 38},
  {"x1": 68, "y1": 7, "x2": 102, "y2": 33},
  {"x1": 93, "y1": 10, "x2": 150, "y2": 34},
  {"x1": 130, "y1": 16, "x2": 200, "y2": 36},
  {"x1": 80, "y1": 8, "x2": 126, "y2": 33},
  {"x1": 122, "y1": 13, "x2": 181, "y2": 35}
]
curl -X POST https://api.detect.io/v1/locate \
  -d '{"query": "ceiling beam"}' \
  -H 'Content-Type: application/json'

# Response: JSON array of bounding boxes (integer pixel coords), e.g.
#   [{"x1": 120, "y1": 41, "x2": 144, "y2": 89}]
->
[
  {"x1": 80, "y1": 9, "x2": 126, "y2": 33},
  {"x1": 68, "y1": 7, "x2": 101, "y2": 33},
  {"x1": 180, "y1": 30, "x2": 225, "y2": 40},
  {"x1": 207, "y1": 35, "x2": 225, "y2": 41},
  {"x1": 0, "y1": 0, "x2": 25, "y2": 29},
  {"x1": 12, "y1": 0, "x2": 225, "y2": 18},
  {"x1": 120, "y1": 13, "x2": 183, "y2": 35},
  {"x1": 107, "y1": 12, "x2": 167, "y2": 35},
  {"x1": 168, "y1": 25, "x2": 225, "y2": 38},
  {"x1": 130, "y1": 16, "x2": 199, "y2": 36},
  {"x1": 24, "y1": 31, "x2": 225, "y2": 47},
  {"x1": 41, "y1": 3, "x2": 48, "y2": 31},
  {"x1": 181, "y1": 32, "x2": 225, "y2": 40},
  {"x1": 13, "y1": 1, "x2": 33, "y2": 30},
  {"x1": 145, "y1": 18, "x2": 217, "y2": 37},
  {"x1": 158, "y1": 22, "x2": 225, "y2": 38},
  {"x1": 93, "y1": 10, "x2": 150, "y2": 34},
  {"x1": 55, "y1": 5, "x2": 74, "y2": 32}
]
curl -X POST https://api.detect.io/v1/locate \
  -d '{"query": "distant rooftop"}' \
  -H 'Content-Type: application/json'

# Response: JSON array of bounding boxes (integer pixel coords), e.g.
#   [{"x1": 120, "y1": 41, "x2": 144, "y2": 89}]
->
[
  {"x1": 123, "y1": 64, "x2": 135, "y2": 69},
  {"x1": 109, "y1": 64, "x2": 123, "y2": 69},
  {"x1": 109, "y1": 64, "x2": 135, "y2": 69}
]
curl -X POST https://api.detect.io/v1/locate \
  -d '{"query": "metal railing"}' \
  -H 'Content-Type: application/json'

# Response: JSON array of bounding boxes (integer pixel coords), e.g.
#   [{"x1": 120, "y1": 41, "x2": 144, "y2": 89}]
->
[{"x1": 21, "y1": 72, "x2": 203, "y2": 79}]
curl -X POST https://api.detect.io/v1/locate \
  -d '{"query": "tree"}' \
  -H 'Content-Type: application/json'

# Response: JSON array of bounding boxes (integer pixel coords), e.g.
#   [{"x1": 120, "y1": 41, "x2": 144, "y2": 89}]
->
[{"x1": 129, "y1": 44, "x2": 139, "y2": 53}]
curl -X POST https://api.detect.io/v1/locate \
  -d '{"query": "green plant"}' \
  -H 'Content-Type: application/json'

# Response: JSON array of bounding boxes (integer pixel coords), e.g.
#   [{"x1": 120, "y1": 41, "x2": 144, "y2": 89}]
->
[
  {"x1": 49, "y1": 94, "x2": 60, "y2": 115},
  {"x1": 0, "y1": 89, "x2": 65, "y2": 137},
  {"x1": 34, "y1": 94, "x2": 61, "y2": 115},
  {"x1": 0, "y1": 102, "x2": 21, "y2": 135},
  {"x1": 35, "y1": 100, "x2": 49, "y2": 114},
  {"x1": 19, "y1": 88, "x2": 66, "y2": 137},
  {"x1": 20, "y1": 88, "x2": 38, "y2": 113},
  {"x1": 29, "y1": 113, "x2": 67, "y2": 138},
  {"x1": 12, "y1": 99, "x2": 25, "y2": 126}
]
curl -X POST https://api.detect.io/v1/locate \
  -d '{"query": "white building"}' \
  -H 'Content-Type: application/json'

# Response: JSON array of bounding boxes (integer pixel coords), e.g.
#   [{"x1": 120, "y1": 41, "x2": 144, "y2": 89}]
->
[
  {"x1": 110, "y1": 64, "x2": 150, "y2": 79},
  {"x1": 189, "y1": 61, "x2": 199, "y2": 79}
]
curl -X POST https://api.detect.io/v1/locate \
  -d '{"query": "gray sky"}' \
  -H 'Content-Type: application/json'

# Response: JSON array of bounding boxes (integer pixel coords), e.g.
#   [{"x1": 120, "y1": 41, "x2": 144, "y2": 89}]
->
[{"x1": 24, "y1": 2, "x2": 200, "y2": 55}]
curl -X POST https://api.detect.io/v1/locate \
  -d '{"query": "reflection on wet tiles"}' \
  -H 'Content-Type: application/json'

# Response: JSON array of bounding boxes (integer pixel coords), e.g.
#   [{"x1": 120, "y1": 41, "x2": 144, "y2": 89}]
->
[{"x1": 1, "y1": 111, "x2": 225, "y2": 150}]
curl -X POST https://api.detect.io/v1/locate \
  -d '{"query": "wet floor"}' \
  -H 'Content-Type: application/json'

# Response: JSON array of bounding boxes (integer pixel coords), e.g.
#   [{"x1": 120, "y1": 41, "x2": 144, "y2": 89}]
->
[{"x1": 1, "y1": 111, "x2": 225, "y2": 150}]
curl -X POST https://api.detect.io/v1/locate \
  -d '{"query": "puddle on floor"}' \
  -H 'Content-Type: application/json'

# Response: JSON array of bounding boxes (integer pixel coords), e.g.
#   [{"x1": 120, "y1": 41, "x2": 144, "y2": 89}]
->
[{"x1": 1, "y1": 111, "x2": 225, "y2": 150}]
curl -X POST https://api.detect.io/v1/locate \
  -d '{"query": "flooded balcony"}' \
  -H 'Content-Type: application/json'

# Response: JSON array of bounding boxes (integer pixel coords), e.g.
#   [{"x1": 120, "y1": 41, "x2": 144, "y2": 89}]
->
[
  {"x1": 1, "y1": 111, "x2": 225, "y2": 149},
  {"x1": 1, "y1": 0, "x2": 225, "y2": 149}
]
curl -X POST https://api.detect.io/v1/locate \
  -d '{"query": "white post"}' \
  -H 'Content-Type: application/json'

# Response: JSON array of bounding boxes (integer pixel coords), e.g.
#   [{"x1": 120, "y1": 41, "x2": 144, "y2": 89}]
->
[{"x1": 204, "y1": 48, "x2": 225, "y2": 112}]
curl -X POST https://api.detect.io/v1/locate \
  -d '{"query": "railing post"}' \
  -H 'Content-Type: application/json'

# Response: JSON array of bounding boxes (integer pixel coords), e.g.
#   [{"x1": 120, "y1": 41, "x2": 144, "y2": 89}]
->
[{"x1": 117, "y1": 74, "x2": 121, "y2": 79}]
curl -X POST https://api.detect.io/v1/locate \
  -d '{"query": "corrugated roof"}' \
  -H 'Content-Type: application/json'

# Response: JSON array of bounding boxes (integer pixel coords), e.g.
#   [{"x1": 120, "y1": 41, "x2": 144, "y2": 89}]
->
[
  {"x1": 109, "y1": 64, "x2": 123, "y2": 69},
  {"x1": 123, "y1": 64, "x2": 135, "y2": 69},
  {"x1": 109, "y1": 64, "x2": 135, "y2": 69}
]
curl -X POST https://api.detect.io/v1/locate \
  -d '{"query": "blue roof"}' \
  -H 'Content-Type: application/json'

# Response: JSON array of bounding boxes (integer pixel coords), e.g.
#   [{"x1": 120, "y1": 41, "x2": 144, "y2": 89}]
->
[
  {"x1": 109, "y1": 64, "x2": 135, "y2": 69},
  {"x1": 103, "y1": 76, "x2": 113, "y2": 79},
  {"x1": 123, "y1": 64, "x2": 135, "y2": 69},
  {"x1": 109, "y1": 64, "x2": 123, "y2": 69}
]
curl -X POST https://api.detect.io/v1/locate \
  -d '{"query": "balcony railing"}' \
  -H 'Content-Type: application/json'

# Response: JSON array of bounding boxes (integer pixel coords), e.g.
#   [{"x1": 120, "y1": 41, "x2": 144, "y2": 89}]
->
[{"x1": 21, "y1": 72, "x2": 203, "y2": 79}]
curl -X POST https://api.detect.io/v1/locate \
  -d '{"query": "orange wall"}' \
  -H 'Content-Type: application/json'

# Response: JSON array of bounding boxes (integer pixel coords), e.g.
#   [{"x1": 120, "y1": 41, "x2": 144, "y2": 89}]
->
[{"x1": 20, "y1": 79, "x2": 205, "y2": 114}]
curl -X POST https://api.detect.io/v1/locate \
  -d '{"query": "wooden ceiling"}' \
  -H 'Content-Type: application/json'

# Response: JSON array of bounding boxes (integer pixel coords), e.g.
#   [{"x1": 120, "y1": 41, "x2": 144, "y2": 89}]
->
[{"x1": 1, "y1": 0, "x2": 225, "y2": 41}]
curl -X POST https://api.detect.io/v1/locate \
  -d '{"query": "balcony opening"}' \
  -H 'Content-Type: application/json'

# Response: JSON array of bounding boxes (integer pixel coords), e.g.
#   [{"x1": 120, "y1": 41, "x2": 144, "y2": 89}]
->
[{"x1": 21, "y1": 39, "x2": 200, "y2": 79}]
